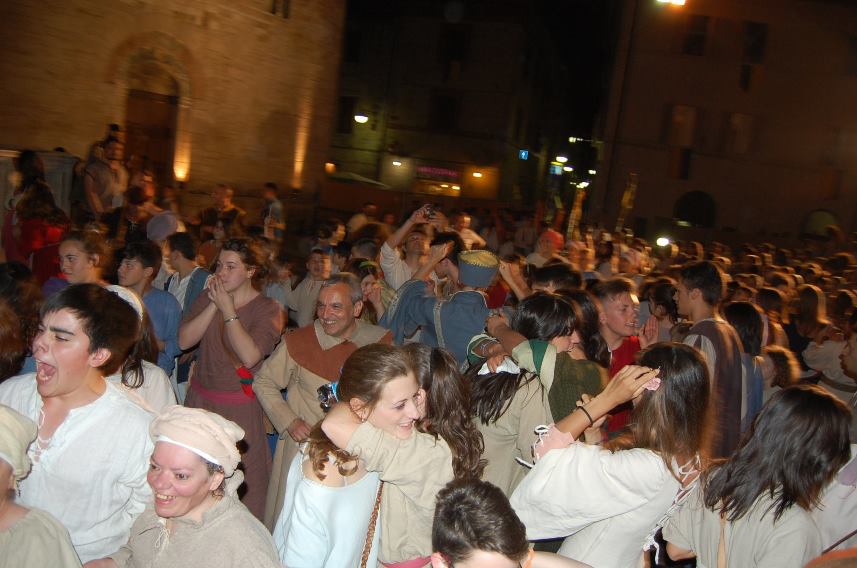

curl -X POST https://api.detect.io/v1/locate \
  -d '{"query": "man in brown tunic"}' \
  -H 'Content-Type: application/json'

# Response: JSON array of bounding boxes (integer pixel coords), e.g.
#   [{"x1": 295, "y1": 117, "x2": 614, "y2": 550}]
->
[{"x1": 253, "y1": 273, "x2": 392, "y2": 529}]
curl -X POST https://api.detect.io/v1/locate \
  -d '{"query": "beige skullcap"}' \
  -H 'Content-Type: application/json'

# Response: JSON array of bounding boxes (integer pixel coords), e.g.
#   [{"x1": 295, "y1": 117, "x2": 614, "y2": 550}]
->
[
  {"x1": 150, "y1": 406, "x2": 245, "y2": 477},
  {"x1": 0, "y1": 404, "x2": 37, "y2": 480}
]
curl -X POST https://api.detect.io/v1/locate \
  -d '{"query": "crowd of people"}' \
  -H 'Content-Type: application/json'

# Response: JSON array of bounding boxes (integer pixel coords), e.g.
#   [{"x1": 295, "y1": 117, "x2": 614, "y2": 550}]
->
[{"x1": 1, "y1": 135, "x2": 857, "y2": 568}]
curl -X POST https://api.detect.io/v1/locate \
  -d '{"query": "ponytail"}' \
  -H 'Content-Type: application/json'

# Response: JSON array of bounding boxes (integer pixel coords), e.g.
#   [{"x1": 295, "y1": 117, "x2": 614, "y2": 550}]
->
[{"x1": 121, "y1": 311, "x2": 159, "y2": 389}]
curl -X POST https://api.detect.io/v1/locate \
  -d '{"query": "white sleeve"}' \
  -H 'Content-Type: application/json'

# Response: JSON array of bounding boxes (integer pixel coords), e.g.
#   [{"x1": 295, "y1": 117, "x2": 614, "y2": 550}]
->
[
  {"x1": 510, "y1": 443, "x2": 670, "y2": 540},
  {"x1": 803, "y1": 340, "x2": 845, "y2": 377},
  {"x1": 379, "y1": 242, "x2": 410, "y2": 290},
  {"x1": 140, "y1": 363, "x2": 178, "y2": 413},
  {"x1": 684, "y1": 333, "x2": 716, "y2": 382}
]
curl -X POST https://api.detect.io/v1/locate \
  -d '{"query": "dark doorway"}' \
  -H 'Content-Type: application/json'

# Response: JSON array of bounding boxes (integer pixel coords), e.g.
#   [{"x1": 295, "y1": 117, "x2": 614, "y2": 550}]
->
[
  {"x1": 125, "y1": 89, "x2": 178, "y2": 188},
  {"x1": 673, "y1": 190, "x2": 716, "y2": 228}
]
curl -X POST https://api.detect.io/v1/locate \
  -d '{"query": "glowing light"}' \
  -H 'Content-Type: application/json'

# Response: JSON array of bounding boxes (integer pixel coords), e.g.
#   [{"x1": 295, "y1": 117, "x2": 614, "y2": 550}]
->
[
  {"x1": 563, "y1": 166, "x2": 573, "y2": 172},
  {"x1": 173, "y1": 162, "x2": 189, "y2": 182},
  {"x1": 657, "y1": 0, "x2": 686, "y2": 4},
  {"x1": 172, "y1": 116, "x2": 192, "y2": 182},
  {"x1": 292, "y1": 93, "x2": 313, "y2": 188},
  {"x1": 324, "y1": 162, "x2": 336, "y2": 174},
  {"x1": 555, "y1": 156, "x2": 568, "y2": 163},
  {"x1": 577, "y1": 181, "x2": 590, "y2": 188},
  {"x1": 656, "y1": 237, "x2": 671, "y2": 247},
  {"x1": 452, "y1": 185, "x2": 461, "y2": 190},
  {"x1": 441, "y1": 184, "x2": 449, "y2": 188},
  {"x1": 392, "y1": 160, "x2": 402, "y2": 167},
  {"x1": 354, "y1": 114, "x2": 369, "y2": 124},
  {"x1": 472, "y1": 171, "x2": 483, "y2": 178},
  {"x1": 588, "y1": 169, "x2": 597, "y2": 175}
]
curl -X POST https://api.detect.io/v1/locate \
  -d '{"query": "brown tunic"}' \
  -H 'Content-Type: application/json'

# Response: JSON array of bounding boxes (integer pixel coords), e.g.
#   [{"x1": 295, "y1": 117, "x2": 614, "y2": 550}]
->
[
  {"x1": 182, "y1": 293, "x2": 284, "y2": 520},
  {"x1": 253, "y1": 319, "x2": 392, "y2": 529}
]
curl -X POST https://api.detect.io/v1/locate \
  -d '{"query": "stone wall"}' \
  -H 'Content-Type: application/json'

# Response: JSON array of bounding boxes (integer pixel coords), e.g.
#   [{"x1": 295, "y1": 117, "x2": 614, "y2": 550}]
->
[{"x1": 0, "y1": 0, "x2": 345, "y2": 215}]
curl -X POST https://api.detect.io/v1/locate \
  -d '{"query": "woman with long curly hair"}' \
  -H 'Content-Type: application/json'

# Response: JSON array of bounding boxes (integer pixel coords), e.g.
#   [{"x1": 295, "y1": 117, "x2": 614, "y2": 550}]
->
[{"x1": 322, "y1": 343, "x2": 483, "y2": 568}]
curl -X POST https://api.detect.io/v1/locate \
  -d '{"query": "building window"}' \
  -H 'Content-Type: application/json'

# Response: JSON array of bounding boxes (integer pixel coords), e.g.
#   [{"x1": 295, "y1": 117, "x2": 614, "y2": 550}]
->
[
  {"x1": 681, "y1": 15, "x2": 709, "y2": 56},
  {"x1": 438, "y1": 26, "x2": 470, "y2": 80},
  {"x1": 666, "y1": 105, "x2": 697, "y2": 179},
  {"x1": 739, "y1": 63, "x2": 754, "y2": 91},
  {"x1": 667, "y1": 105, "x2": 697, "y2": 147},
  {"x1": 337, "y1": 96, "x2": 357, "y2": 134},
  {"x1": 344, "y1": 29, "x2": 361, "y2": 64},
  {"x1": 669, "y1": 148, "x2": 693, "y2": 180},
  {"x1": 429, "y1": 94, "x2": 460, "y2": 132},
  {"x1": 723, "y1": 113, "x2": 754, "y2": 155},
  {"x1": 270, "y1": 0, "x2": 290, "y2": 18},
  {"x1": 743, "y1": 21, "x2": 768, "y2": 64}
]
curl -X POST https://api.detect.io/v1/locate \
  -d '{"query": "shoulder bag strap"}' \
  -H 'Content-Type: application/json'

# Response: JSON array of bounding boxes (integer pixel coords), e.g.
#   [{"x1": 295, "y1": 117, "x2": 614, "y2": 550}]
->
[
  {"x1": 433, "y1": 299, "x2": 446, "y2": 349},
  {"x1": 360, "y1": 482, "x2": 384, "y2": 568}
]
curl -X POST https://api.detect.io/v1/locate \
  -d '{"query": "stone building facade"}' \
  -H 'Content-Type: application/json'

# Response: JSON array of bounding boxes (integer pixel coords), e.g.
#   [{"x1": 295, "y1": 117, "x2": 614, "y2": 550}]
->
[
  {"x1": 0, "y1": 0, "x2": 345, "y2": 214},
  {"x1": 591, "y1": 0, "x2": 857, "y2": 242}
]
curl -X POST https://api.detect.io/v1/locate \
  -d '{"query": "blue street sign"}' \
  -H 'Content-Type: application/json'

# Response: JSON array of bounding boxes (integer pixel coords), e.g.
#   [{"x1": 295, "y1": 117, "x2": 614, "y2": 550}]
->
[{"x1": 518, "y1": 149, "x2": 529, "y2": 160}]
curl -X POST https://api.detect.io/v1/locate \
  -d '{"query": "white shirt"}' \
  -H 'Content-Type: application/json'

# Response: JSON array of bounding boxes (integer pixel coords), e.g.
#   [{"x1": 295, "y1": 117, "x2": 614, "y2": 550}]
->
[
  {"x1": 167, "y1": 266, "x2": 202, "y2": 309},
  {"x1": 379, "y1": 242, "x2": 415, "y2": 290},
  {"x1": 106, "y1": 359, "x2": 178, "y2": 413},
  {"x1": 815, "y1": 445, "x2": 857, "y2": 551},
  {"x1": 283, "y1": 277, "x2": 324, "y2": 328},
  {"x1": 151, "y1": 263, "x2": 174, "y2": 292},
  {"x1": 274, "y1": 451, "x2": 380, "y2": 568},
  {"x1": 0, "y1": 374, "x2": 154, "y2": 563},
  {"x1": 511, "y1": 442, "x2": 680, "y2": 567},
  {"x1": 456, "y1": 227, "x2": 485, "y2": 250}
]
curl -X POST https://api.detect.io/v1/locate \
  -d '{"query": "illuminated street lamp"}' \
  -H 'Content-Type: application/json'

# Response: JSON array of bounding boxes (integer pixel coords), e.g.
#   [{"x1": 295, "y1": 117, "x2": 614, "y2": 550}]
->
[
  {"x1": 563, "y1": 166, "x2": 573, "y2": 172},
  {"x1": 354, "y1": 114, "x2": 369, "y2": 124},
  {"x1": 472, "y1": 171, "x2": 483, "y2": 178},
  {"x1": 577, "y1": 181, "x2": 590, "y2": 188},
  {"x1": 555, "y1": 156, "x2": 568, "y2": 163},
  {"x1": 392, "y1": 160, "x2": 402, "y2": 167},
  {"x1": 588, "y1": 169, "x2": 597, "y2": 175}
]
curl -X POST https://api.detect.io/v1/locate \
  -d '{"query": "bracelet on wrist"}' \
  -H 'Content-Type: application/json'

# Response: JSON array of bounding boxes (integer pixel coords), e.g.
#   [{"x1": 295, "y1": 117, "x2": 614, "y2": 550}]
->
[
  {"x1": 577, "y1": 405, "x2": 595, "y2": 427},
  {"x1": 223, "y1": 315, "x2": 240, "y2": 324}
]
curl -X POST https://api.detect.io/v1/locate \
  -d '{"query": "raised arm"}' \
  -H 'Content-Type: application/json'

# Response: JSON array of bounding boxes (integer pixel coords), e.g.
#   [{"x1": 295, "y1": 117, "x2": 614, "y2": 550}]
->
[
  {"x1": 498, "y1": 261, "x2": 531, "y2": 301},
  {"x1": 413, "y1": 241, "x2": 453, "y2": 282},
  {"x1": 554, "y1": 365, "x2": 658, "y2": 438},
  {"x1": 486, "y1": 313, "x2": 527, "y2": 354},
  {"x1": 386, "y1": 204, "x2": 431, "y2": 249},
  {"x1": 178, "y1": 298, "x2": 217, "y2": 350},
  {"x1": 321, "y1": 402, "x2": 362, "y2": 449}
]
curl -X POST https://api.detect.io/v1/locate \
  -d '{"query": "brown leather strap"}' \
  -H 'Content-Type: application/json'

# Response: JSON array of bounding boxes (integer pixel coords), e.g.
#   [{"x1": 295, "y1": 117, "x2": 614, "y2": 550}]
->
[{"x1": 361, "y1": 482, "x2": 384, "y2": 568}]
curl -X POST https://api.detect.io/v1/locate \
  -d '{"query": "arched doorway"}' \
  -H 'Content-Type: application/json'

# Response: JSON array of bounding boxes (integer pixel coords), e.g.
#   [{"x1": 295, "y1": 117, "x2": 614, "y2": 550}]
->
[
  {"x1": 673, "y1": 190, "x2": 716, "y2": 228},
  {"x1": 106, "y1": 32, "x2": 197, "y2": 187},
  {"x1": 125, "y1": 56, "x2": 179, "y2": 187}
]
